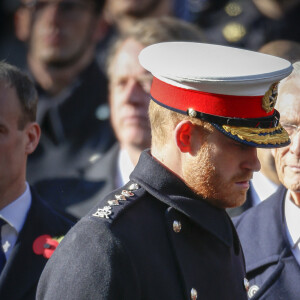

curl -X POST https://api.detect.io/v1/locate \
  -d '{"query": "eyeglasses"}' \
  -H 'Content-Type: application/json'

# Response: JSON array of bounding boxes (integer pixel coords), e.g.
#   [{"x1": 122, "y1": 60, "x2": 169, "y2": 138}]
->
[
  {"x1": 281, "y1": 123, "x2": 300, "y2": 137},
  {"x1": 22, "y1": 0, "x2": 93, "y2": 18}
]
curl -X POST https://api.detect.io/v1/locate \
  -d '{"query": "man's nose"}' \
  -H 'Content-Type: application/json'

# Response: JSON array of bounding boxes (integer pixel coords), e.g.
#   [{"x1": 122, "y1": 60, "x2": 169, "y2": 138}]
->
[
  {"x1": 290, "y1": 131, "x2": 300, "y2": 157},
  {"x1": 125, "y1": 79, "x2": 147, "y2": 104},
  {"x1": 242, "y1": 147, "x2": 261, "y2": 172}
]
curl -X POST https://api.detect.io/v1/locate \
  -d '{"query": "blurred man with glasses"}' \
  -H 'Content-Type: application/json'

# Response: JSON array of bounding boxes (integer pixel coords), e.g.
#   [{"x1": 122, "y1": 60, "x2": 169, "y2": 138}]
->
[{"x1": 14, "y1": 0, "x2": 115, "y2": 184}]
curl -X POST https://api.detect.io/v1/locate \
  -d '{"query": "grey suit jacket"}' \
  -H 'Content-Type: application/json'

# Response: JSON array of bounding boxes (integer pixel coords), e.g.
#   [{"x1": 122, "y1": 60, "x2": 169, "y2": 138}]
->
[
  {"x1": 234, "y1": 186, "x2": 300, "y2": 299},
  {"x1": 34, "y1": 143, "x2": 120, "y2": 220}
]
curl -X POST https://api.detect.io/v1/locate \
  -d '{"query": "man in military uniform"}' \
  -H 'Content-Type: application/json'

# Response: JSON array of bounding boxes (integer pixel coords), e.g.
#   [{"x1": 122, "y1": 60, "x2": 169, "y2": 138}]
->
[{"x1": 37, "y1": 42, "x2": 291, "y2": 299}]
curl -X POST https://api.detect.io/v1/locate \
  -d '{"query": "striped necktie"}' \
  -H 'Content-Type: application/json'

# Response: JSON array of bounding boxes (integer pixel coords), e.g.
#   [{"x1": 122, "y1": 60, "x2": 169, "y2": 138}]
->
[{"x1": 0, "y1": 219, "x2": 7, "y2": 273}]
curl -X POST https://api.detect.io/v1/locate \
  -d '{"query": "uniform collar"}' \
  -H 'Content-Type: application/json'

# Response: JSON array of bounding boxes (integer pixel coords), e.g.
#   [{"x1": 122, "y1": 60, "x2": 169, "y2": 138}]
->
[{"x1": 130, "y1": 150, "x2": 233, "y2": 247}]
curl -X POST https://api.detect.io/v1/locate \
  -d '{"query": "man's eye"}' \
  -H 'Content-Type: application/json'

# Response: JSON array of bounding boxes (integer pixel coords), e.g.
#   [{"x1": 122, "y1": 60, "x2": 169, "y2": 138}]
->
[
  {"x1": 282, "y1": 124, "x2": 296, "y2": 134},
  {"x1": 140, "y1": 80, "x2": 151, "y2": 93},
  {"x1": 115, "y1": 79, "x2": 127, "y2": 88}
]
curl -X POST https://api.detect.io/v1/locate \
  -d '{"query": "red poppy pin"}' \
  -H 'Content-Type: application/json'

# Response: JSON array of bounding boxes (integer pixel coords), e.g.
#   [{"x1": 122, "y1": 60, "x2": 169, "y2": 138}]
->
[{"x1": 33, "y1": 235, "x2": 64, "y2": 259}]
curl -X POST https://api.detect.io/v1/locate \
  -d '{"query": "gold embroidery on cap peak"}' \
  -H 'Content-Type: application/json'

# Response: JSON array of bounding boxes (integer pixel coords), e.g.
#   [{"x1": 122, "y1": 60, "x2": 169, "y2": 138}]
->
[
  {"x1": 222, "y1": 124, "x2": 290, "y2": 145},
  {"x1": 262, "y1": 82, "x2": 278, "y2": 113}
]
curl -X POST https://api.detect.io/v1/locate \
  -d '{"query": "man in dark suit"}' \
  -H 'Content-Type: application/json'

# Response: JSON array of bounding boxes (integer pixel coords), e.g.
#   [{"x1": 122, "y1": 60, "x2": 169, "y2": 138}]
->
[
  {"x1": 13, "y1": 0, "x2": 115, "y2": 184},
  {"x1": 37, "y1": 42, "x2": 291, "y2": 299},
  {"x1": 0, "y1": 61, "x2": 73, "y2": 299},
  {"x1": 234, "y1": 61, "x2": 300, "y2": 299},
  {"x1": 33, "y1": 17, "x2": 206, "y2": 219}
]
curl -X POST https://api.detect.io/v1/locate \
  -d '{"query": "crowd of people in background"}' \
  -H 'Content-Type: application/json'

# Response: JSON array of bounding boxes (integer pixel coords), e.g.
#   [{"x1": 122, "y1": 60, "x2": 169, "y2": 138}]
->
[{"x1": 1, "y1": 0, "x2": 300, "y2": 299}]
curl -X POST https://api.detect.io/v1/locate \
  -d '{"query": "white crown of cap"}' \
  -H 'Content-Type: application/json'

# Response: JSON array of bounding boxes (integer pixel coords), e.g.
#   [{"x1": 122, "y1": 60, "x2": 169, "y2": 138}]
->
[{"x1": 139, "y1": 42, "x2": 293, "y2": 96}]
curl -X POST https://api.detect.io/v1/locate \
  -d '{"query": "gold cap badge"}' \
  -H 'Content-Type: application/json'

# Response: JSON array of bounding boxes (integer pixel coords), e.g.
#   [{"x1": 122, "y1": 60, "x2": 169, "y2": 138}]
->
[{"x1": 262, "y1": 82, "x2": 278, "y2": 113}]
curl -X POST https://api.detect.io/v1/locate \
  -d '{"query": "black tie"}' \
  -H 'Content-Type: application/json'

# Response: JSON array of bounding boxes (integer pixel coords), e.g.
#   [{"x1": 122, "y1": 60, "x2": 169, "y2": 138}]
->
[{"x1": 0, "y1": 219, "x2": 7, "y2": 273}]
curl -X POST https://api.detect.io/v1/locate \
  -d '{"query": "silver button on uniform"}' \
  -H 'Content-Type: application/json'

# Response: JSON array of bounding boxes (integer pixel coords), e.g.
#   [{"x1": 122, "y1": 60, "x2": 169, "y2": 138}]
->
[
  {"x1": 244, "y1": 278, "x2": 250, "y2": 292},
  {"x1": 128, "y1": 183, "x2": 140, "y2": 191},
  {"x1": 248, "y1": 285, "x2": 259, "y2": 298},
  {"x1": 191, "y1": 288, "x2": 197, "y2": 300},
  {"x1": 173, "y1": 220, "x2": 182, "y2": 233}
]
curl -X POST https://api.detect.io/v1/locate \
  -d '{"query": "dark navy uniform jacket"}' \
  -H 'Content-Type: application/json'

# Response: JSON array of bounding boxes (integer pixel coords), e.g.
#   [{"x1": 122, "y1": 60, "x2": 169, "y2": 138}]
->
[
  {"x1": 37, "y1": 151, "x2": 248, "y2": 300},
  {"x1": 234, "y1": 186, "x2": 300, "y2": 299},
  {"x1": 0, "y1": 187, "x2": 74, "y2": 300}
]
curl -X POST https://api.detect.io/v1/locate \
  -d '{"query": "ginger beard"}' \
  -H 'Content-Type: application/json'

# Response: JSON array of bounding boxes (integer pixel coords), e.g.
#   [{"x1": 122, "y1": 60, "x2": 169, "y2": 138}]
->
[{"x1": 183, "y1": 142, "x2": 251, "y2": 209}]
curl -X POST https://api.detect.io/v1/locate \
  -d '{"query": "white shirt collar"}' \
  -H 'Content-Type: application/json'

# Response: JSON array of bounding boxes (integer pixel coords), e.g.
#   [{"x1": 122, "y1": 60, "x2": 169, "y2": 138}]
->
[
  {"x1": 285, "y1": 190, "x2": 300, "y2": 248},
  {"x1": 0, "y1": 182, "x2": 32, "y2": 234},
  {"x1": 251, "y1": 171, "x2": 278, "y2": 202},
  {"x1": 116, "y1": 149, "x2": 135, "y2": 187}
]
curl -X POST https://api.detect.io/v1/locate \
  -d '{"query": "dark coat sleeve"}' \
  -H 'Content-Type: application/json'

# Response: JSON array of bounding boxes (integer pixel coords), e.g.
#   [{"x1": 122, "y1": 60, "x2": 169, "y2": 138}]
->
[{"x1": 36, "y1": 218, "x2": 140, "y2": 300}]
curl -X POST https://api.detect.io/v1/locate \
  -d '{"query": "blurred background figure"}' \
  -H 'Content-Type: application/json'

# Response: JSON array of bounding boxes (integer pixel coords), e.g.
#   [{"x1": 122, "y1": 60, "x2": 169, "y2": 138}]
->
[
  {"x1": 0, "y1": 0, "x2": 26, "y2": 68},
  {"x1": 13, "y1": 0, "x2": 115, "y2": 184},
  {"x1": 234, "y1": 61, "x2": 300, "y2": 299},
  {"x1": 34, "y1": 16, "x2": 206, "y2": 219},
  {"x1": 0, "y1": 61, "x2": 73, "y2": 299},
  {"x1": 189, "y1": 0, "x2": 300, "y2": 50},
  {"x1": 96, "y1": 0, "x2": 190, "y2": 68},
  {"x1": 260, "y1": 40, "x2": 300, "y2": 63},
  {"x1": 104, "y1": 0, "x2": 173, "y2": 32}
]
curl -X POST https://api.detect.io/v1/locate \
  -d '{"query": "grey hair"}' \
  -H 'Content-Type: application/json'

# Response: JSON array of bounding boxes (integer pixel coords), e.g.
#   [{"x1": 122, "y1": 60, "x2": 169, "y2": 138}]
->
[{"x1": 291, "y1": 61, "x2": 300, "y2": 76}]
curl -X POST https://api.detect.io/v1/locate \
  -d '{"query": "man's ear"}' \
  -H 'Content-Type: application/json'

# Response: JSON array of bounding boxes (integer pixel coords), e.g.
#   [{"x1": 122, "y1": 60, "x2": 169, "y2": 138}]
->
[
  {"x1": 14, "y1": 8, "x2": 31, "y2": 42},
  {"x1": 92, "y1": 15, "x2": 109, "y2": 43},
  {"x1": 25, "y1": 122, "x2": 41, "y2": 155},
  {"x1": 175, "y1": 121, "x2": 194, "y2": 153}
]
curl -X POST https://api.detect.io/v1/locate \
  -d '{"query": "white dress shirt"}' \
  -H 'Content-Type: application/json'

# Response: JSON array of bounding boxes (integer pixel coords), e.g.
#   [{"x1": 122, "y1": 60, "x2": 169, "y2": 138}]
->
[
  {"x1": 251, "y1": 171, "x2": 279, "y2": 205},
  {"x1": 115, "y1": 149, "x2": 135, "y2": 188},
  {"x1": 0, "y1": 182, "x2": 31, "y2": 259},
  {"x1": 285, "y1": 190, "x2": 300, "y2": 266}
]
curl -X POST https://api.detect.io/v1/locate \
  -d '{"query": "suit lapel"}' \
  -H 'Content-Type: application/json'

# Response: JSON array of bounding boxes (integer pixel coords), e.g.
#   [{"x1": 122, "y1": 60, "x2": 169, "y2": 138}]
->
[
  {"x1": 243, "y1": 187, "x2": 300, "y2": 299},
  {"x1": 33, "y1": 143, "x2": 120, "y2": 219},
  {"x1": 0, "y1": 188, "x2": 72, "y2": 299},
  {"x1": 251, "y1": 253, "x2": 300, "y2": 300},
  {"x1": 66, "y1": 143, "x2": 120, "y2": 216},
  {"x1": 0, "y1": 199, "x2": 48, "y2": 299}
]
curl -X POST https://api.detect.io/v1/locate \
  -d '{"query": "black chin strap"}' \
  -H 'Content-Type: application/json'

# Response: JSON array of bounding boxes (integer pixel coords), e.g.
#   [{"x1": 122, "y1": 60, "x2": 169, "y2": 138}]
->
[{"x1": 187, "y1": 109, "x2": 280, "y2": 129}]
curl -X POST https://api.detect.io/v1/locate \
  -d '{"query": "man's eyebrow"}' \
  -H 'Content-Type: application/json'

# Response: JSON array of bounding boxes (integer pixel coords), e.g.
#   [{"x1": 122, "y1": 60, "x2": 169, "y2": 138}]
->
[
  {"x1": 0, "y1": 123, "x2": 8, "y2": 131},
  {"x1": 281, "y1": 117, "x2": 300, "y2": 124},
  {"x1": 140, "y1": 73, "x2": 153, "y2": 80}
]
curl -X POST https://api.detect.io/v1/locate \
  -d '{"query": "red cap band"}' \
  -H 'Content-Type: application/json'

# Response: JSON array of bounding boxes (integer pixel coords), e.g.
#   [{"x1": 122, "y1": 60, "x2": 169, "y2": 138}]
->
[{"x1": 151, "y1": 77, "x2": 274, "y2": 118}]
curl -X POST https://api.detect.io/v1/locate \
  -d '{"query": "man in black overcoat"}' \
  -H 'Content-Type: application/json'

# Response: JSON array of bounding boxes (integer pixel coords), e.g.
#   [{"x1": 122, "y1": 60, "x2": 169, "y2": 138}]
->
[
  {"x1": 37, "y1": 42, "x2": 291, "y2": 299},
  {"x1": 0, "y1": 62, "x2": 74, "y2": 299},
  {"x1": 14, "y1": 0, "x2": 115, "y2": 184},
  {"x1": 234, "y1": 61, "x2": 300, "y2": 300}
]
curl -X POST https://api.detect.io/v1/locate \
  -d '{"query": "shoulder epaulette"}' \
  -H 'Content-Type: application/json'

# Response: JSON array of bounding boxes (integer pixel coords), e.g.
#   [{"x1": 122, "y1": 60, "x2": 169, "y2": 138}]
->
[{"x1": 90, "y1": 181, "x2": 142, "y2": 222}]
